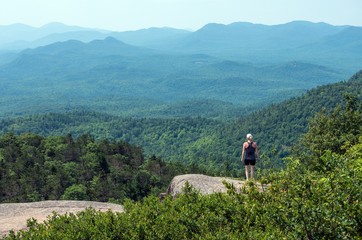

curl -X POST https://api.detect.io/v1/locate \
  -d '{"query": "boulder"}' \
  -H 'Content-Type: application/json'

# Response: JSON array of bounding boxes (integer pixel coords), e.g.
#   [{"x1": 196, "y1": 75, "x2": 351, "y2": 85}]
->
[{"x1": 166, "y1": 174, "x2": 247, "y2": 197}]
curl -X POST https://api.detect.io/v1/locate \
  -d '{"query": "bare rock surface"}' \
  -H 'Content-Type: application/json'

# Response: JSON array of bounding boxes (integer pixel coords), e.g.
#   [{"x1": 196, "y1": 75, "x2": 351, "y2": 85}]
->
[
  {"x1": 167, "y1": 174, "x2": 247, "y2": 197},
  {"x1": 0, "y1": 200, "x2": 124, "y2": 237}
]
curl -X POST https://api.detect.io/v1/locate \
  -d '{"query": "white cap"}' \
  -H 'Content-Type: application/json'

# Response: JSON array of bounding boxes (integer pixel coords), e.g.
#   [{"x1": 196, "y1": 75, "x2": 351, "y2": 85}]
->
[{"x1": 246, "y1": 133, "x2": 253, "y2": 140}]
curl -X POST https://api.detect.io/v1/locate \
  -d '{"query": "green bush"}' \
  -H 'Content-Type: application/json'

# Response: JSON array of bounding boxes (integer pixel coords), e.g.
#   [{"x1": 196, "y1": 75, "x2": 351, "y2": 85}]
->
[{"x1": 61, "y1": 184, "x2": 88, "y2": 200}]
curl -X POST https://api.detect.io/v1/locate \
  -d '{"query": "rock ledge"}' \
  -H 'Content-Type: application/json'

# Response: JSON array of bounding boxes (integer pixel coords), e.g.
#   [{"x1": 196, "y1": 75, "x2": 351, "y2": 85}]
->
[
  {"x1": 0, "y1": 200, "x2": 123, "y2": 237},
  {"x1": 167, "y1": 174, "x2": 246, "y2": 197}
]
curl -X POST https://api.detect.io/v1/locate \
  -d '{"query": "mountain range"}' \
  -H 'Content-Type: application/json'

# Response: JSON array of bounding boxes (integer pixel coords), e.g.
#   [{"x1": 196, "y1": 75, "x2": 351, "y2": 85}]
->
[
  {"x1": 0, "y1": 21, "x2": 361, "y2": 118},
  {"x1": 1, "y1": 21, "x2": 361, "y2": 68}
]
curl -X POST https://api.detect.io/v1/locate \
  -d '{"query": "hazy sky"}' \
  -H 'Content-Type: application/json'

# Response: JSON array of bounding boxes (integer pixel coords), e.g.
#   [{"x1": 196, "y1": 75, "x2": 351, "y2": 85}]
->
[{"x1": 1, "y1": 0, "x2": 361, "y2": 31}]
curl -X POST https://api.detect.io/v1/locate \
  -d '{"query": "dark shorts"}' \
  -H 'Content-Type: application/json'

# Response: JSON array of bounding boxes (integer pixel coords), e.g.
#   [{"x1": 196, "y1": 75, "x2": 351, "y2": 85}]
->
[{"x1": 244, "y1": 159, "x2": 256, "y2": 166}]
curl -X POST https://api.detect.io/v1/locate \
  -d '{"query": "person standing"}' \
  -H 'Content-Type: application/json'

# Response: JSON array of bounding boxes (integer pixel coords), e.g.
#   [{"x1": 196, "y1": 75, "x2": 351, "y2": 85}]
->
[{"x1": 241, "y1": 133, "x2": 259, "y2": 180}]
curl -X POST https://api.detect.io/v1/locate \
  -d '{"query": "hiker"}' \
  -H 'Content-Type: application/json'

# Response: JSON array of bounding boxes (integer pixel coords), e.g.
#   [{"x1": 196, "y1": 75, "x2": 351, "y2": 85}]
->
[{"x1": 241, "y1": 133, "x2": 259, "y2": 180}]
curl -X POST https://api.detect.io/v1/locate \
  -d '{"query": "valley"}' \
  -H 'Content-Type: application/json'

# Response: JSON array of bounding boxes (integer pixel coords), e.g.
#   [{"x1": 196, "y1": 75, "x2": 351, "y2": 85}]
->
[{"x1": 1, "y1": 21, "x2": 361, "y2": 119}]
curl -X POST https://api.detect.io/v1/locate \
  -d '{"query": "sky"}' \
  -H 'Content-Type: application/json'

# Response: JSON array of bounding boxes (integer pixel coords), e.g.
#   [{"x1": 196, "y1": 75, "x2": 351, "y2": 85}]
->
[{"x1": 0, "y1": 0, "x2": 362, "y2": 31}]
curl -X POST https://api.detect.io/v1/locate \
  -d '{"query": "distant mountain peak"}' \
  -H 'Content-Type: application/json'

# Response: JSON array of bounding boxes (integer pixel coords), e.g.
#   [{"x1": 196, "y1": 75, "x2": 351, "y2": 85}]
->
[
  {"x1": 38, "y1": 22, "x2": 94, "y2": 33},
  {"x1": 2, "y1": 23, "x2": 33, "y2": 28},
  {"x1": 198, "y1": 22, "x2": 226, "y2": 30},
  {"x1": 41, "y1": 22, "x2": 68, "y2": 28},
  {"x1": 16, "y1": 35, "x2": 152, "y2": 57},
  {"x1": 103, "y1": 36, "x2": 122, "y2": 42},
  {"x1": 88, "y1": 36, "x2": 127, "y2": 47}
]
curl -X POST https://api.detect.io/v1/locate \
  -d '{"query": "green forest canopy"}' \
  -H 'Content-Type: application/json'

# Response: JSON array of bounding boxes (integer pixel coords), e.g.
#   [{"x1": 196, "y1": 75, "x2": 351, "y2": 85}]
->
[
  {"x1": 0, "y1": 132, "x2": 210, "y2": 204},
  {"x1": 2, "y1": 85, "x2": 361, "y2": 239},
  {"x1": 1, "y1": 72, "x2": 361, "y2": 205},
  {"x1": 1, "y1": 70, "x2": 361, "y2": 172}
]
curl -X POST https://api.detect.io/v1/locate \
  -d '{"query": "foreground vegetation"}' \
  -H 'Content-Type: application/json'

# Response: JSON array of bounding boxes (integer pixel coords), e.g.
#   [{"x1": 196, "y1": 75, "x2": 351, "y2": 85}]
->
[{"x1": 3, "y1": 92, "x2": 361, "y2": 239}]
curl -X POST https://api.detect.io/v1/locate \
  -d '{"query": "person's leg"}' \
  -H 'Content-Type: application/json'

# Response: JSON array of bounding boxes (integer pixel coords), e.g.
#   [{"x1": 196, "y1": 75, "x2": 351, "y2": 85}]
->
[
  {"x1": 250, "y1": 165, "x2": 255, "y2": 179},
  {"x1": 245, "y1": 165, "x2": 249, "y2": 180}
]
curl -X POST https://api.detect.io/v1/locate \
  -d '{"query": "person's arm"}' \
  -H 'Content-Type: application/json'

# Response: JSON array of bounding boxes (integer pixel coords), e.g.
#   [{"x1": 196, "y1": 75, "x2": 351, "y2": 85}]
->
[
  {"x1": 254, "y1": 142, "x2": 259, "y2": 160},
  {"x1": 241, "y1": 143, "x2": 246, "y2": 161}
]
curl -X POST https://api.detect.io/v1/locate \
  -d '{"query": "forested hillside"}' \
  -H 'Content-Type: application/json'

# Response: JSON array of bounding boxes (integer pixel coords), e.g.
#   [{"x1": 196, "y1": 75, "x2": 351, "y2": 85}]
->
[
  {"x1": 0, "y1": 133, "x2": 208, "y2": 204},
  {"x1": 1, "y1": 71, "x2": 361, "y2": 172},
  {"x1": 0, "y1": 37, "x2": 343, "y2": 118},
  {"x1": 3, "y1": 85, "x2": 361, "y2": 239},
  {"x1": 2, "y1": 21, "x2": 362, "y2": 120}
]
